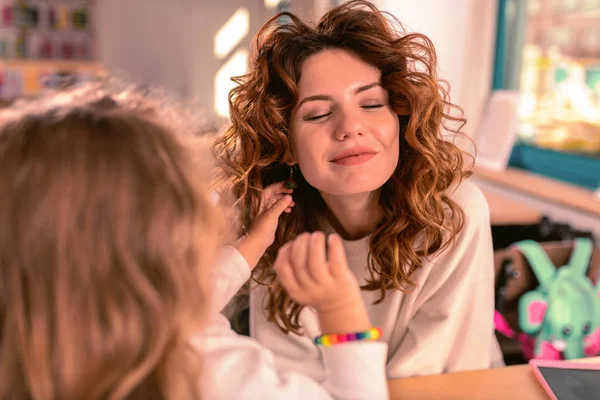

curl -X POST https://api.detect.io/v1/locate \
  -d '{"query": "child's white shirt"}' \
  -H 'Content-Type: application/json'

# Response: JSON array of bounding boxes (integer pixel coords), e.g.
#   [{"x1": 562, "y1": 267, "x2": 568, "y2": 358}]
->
[
  {"x1": 193, "y1": 247, "x2": 389, "y2": 400},
  {"x1": 247, "y1": 180, "x2": 504, "y2": 381}
]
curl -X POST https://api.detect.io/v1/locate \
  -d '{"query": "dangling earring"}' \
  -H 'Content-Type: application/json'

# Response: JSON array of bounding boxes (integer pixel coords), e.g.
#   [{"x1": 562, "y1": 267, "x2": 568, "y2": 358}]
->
[{"x1": 284, "y1": 165, "x2": 298, "y2": 189}]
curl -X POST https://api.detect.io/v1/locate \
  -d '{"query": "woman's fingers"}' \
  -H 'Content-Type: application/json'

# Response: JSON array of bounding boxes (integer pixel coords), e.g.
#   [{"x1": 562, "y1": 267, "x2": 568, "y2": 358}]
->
[
  {"x1": 327, "y1": 234, "x2": 350, "y2": 279},
  {"x1": 289, "y1": 233, "x2": 312, "y2": 288},
  {"x1": 307, "y1": 231, "x2": 330, "y2": 284},
  {"x1": 274, "y1": 243, "x2": 300, "y2": 294}
]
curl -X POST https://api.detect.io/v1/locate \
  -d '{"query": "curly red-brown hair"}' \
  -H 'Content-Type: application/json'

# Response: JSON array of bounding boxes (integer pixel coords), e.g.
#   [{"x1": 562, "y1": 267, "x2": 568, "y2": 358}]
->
[{"x1": 212, "y1": 0, "x2": 473, "y2": 333}]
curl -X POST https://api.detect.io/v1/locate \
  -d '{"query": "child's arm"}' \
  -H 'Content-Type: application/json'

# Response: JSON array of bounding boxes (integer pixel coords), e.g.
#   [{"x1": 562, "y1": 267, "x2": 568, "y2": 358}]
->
[
  {"x1": 194, "y1": 314, "x2": 388, "y2": 400},
  {"x1": 210, "y1": 246, "x2": 252, "y2": 315},
  {"x1": 211, "y1": 190, "x2": 293, "y2": 314},
  {"x1": 195, "y1": 232, "x2": 388, "y2": 399},
  {"x1": 235, "y1": 181, "x2": 294, "y2": 271}
]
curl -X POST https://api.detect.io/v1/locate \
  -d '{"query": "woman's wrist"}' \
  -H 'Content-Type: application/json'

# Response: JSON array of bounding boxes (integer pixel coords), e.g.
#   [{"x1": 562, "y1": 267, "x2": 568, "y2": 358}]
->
[
  {"x1": 314, "y1": 327, "x2": 383, "y2": 346},
  {"x1": 316, "y1": 298, "x2": 371, "y2": 335}
]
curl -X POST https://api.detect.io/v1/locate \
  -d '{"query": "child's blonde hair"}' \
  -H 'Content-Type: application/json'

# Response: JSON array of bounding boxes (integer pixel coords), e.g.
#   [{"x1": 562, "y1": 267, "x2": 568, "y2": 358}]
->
[{"x1": 0, "y1": 83, "x2": 218, "y2": 399}]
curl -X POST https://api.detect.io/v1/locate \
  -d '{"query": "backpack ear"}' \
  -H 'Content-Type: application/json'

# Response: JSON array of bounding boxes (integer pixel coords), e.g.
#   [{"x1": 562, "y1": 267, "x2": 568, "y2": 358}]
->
[
  {"x1": 514, "y1": 240, "x2": 556, "y2": 287},
  {"x1": 568, "y1": 238, "x2": 594, "y2": 277},
  {"x1": 519, "y1": 290, "x2": 548, "y2": 335}
]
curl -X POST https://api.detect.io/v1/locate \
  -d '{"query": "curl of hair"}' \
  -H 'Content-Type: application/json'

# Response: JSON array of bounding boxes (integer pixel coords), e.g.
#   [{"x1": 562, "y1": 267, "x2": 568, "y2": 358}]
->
[
  {"x1": 212, "y1": 0, "x2": 473, "y2": 334},
  {"x1": 0, "y1": 82, "x2": 220, "y2": 399}
]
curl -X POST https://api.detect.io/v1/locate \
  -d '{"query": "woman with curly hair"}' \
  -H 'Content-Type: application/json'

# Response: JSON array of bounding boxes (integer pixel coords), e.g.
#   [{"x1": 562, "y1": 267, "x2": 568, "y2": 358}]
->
[
  {"x1": 0, "y1": 84, "x2": 388, "y2": 399},
  {"x1": 213, "y1": 0, "x2": 503, "y2": 380}
]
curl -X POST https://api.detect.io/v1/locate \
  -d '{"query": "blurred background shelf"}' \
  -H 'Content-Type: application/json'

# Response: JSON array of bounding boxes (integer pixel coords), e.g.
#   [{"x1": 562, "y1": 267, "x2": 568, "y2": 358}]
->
[
  {"x1": 508, "y1": 142, "x2": 600, "y2": 190},
  {"x1": 473, "y1": 164, "x2": 600, "y2": 241},
  {"x1": 0, "y1": 58, "x2": 103, "y2": 102},
  {"x1": 474, "y1": 164, "x2": 599, "y2": 217}
]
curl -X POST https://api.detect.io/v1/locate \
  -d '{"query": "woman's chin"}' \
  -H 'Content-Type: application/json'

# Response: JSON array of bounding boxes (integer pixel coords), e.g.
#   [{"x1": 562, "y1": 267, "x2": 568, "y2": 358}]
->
[
  {"x1": 316, "y1": 183, "x2": 385, "y2": 197},
  {"x1": 307, "y1": 172, "x2": 392, "y2": 197}
]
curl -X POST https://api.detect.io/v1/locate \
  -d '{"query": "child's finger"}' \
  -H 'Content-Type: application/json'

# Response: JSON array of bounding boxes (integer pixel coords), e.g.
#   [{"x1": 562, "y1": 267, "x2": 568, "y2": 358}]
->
[
  {"x1": 327, "y1": 233, "x2": 349, "y2": 278},
  {"x1": 264, "y1": 181, "x2": 294, "y2": 196},
  {"x1": 262, "y1": 195, "x2": 293, "y2": 221},
  {"x1": 259, "y1": 193, "x2": 277, "y2": 214},
  {"x1": 290, "y1": 233, "x2": 312, "y2": 287},
  {"x1": 265, "y1": 194, "x2": 283, "y2": 210},
  {"x1": 260, "y1": 182, "x2": 293, "y2": 213},
  {"x1": 283, "y1": 201, "x2": 295, "y2": 214},
  {"x1": 307, "y1": 231, "x2": 330, "y2": 284}
]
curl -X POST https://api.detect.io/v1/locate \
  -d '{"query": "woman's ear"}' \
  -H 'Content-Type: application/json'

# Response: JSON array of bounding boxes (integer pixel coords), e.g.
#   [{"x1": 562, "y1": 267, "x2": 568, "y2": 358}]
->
[{"x1": 282, "y1": 146, "x2": 296, "y2": 166}]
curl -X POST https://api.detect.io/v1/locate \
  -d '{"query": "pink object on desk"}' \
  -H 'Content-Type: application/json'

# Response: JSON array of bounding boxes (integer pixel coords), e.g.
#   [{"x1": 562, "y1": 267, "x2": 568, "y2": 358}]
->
[{"x1": 529, "y1": 359, "x2": 600, "y2": 400}]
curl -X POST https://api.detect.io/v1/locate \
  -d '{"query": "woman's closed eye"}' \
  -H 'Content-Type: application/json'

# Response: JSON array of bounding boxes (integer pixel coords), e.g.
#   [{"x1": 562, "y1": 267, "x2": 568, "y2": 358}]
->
[
  {"x1": 362, "y1": 104, "x2": 384, "y2": 110},
  {"x1": 304, "y1": 111, "x2": 332, "y2": 121},
  {"x1": 301, "y1": 100, "x2": 387, "y2": 121},
  {"x1": 360, "y1": 97, "x2": 388, "y2": 110}
]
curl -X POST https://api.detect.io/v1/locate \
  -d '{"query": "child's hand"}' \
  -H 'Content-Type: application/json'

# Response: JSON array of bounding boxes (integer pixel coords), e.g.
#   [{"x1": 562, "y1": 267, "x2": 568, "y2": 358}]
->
[
  {"x1": 248, "y1": 181, "x2": 295, "y2": 248},
  {"x1": 235, "y1": 182, "x2": 294, "y2": 270},
  {"x1": 274, "y1": 232, "x2": 371, "y2": 334},
  {"x1": 259, "y1": 181, "x2": 295, "y2": 216}
]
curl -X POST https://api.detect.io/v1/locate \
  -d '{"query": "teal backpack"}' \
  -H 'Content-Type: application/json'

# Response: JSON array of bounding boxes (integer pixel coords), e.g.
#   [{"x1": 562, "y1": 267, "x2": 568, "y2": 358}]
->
[{"x1": 516, "y1": 238, "x2": 600, "y2": 360}]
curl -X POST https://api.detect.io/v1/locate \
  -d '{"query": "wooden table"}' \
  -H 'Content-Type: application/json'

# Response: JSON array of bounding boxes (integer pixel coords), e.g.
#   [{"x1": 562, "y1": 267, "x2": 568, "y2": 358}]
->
[{"x1": 388, "y1": 357, "x2": 600, "y2": 400}]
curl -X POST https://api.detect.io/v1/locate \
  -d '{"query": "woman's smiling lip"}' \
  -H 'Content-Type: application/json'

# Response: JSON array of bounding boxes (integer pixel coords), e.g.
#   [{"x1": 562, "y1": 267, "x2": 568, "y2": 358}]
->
[{"x1": 330, "y1": 147, "x2": 378, "y2": 166}]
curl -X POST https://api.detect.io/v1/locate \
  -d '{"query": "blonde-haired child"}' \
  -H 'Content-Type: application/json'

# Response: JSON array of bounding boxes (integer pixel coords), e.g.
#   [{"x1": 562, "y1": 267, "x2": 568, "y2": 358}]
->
[{"x1": 0, "y1": 85, "x2": 387, "y2": 400}]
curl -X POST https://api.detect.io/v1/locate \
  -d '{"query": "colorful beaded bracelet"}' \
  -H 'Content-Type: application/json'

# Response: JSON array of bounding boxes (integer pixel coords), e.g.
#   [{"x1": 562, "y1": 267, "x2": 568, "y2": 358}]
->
[{"x1": 313, "y1": 327, "x2": 383, "y2": 347}]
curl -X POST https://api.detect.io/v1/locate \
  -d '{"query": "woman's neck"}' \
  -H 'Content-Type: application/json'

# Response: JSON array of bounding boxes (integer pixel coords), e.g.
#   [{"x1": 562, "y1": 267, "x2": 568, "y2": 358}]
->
[{"x1": 320, "y1": 190, "x2": 382, "y2": 241}]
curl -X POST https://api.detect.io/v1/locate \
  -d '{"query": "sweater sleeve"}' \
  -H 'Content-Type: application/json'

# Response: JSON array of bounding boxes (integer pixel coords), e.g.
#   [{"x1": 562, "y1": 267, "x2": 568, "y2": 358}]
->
[
  {"x1": 195, "y1": 314, "x2": 389, "y2": 400},
  {"x1": 386, "y1": 181, "x2": 500, "y2": 378},
  {"x1": 210, "y1": 246, "x2": 251, "y2": 314},
  {"x1": 208, "y1": 246, "x2": 389, "y2": 398}
]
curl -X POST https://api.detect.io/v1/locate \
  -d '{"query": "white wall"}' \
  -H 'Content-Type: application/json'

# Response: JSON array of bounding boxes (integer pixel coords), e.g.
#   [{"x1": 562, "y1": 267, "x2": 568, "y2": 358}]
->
[
  {"x1": 379, "y1": 0, "x2": 498, "y2": 138},
  {"x1": 96, "y1": 0, "x2": 193, "y2": 98},
  {"x1": 96, "y1": 0, "x2": 273, "y2": 127}
]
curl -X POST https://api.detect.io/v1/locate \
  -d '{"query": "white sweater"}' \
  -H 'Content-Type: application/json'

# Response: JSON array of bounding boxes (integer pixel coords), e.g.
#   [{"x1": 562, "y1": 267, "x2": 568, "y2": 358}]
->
[
  {"x1": 248, "y1": 180, "x2": 504, "y2": 381},
  {"x1": 194, "y1": 247, "x2": 389, "y2": 400}
]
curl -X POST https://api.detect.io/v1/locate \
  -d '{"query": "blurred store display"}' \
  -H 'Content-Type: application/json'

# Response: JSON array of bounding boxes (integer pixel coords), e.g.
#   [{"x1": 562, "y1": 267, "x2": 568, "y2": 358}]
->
[
  {"x1": 0, "y1": 0, "x2": 102, "y2": 103},
  {"x1": 517, "y1": 0, "x2": 600, "y2": 157}
]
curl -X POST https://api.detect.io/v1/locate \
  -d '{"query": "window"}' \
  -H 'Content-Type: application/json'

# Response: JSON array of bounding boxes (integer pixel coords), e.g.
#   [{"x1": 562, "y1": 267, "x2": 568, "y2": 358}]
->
[
  {"x1": 494, "y1": 0, "x2": 600, "y2": 190},
  {"x1": 519, "y1": 0, "x2": 600, "y2": 154}
]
